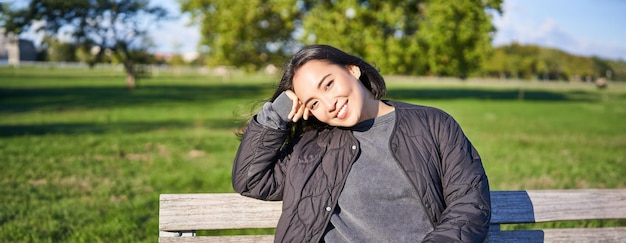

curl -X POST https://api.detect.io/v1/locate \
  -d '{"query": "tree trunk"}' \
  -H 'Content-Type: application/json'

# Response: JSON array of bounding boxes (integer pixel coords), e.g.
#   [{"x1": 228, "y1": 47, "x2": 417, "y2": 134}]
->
[
  {"x1": 124, "y1": 61, "x2": 136, "y2": 90},
  {"x1": 126, "y1": 72, "x2": 136, "y2": 90}
]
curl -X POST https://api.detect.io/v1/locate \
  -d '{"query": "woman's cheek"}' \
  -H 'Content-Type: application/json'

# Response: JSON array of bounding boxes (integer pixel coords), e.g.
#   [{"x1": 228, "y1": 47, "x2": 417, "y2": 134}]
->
[{"x1": 312, "y1": 112, "x2": 329, "y2": 123}]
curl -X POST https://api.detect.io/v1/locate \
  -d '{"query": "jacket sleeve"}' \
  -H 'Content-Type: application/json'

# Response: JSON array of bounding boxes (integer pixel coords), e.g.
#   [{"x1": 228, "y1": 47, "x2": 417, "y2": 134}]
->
[
  {"x1": 422, "y1": 110, "x2": 491, "y2": 242},
  {"x1": 231, "y1": 117, "x2": 291, "y2": 201}
]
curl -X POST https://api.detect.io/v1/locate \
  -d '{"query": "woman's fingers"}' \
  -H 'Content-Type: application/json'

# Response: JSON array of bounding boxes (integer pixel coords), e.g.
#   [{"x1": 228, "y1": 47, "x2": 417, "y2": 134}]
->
[
  {"x1": 292, "y1": 101, "x2": 306, "y2": 122},
  {"x1": 303, "y1": 107, "x2": 310, "y2": 120},
  {"x1": 284, "y1": 90, "x2": 313, "y2": 121},
  {"x1": 284, "y1": 90, "x2": 299, "y2": 120}
]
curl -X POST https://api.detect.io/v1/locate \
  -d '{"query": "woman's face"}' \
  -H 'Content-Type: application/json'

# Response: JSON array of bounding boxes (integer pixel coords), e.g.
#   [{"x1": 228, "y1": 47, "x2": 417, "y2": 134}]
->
[{"x1": 292, "y1": 60, "x2": 377, "y2": 127}]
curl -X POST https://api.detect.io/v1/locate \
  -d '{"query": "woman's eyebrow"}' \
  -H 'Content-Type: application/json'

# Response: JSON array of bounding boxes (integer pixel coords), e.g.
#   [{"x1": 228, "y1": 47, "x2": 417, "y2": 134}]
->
[
  {"x1": 317, "y1": 74, "x2": 332, "y2": 89},
  {"x1": 304, "y1": 73, "x2": 331, "y2": 106}
]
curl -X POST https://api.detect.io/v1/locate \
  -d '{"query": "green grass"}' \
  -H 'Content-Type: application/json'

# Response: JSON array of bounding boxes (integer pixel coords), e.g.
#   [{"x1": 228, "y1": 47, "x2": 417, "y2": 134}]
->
[{"x1": 1, "y1": 66, "x2": 625, "y2": 241}]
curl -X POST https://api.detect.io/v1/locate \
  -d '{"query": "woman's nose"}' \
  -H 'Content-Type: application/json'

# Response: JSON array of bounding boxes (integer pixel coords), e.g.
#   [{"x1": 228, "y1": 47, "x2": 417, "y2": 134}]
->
[{"x1": 322, "y1": 96, "x2": 336, "y2": 113}]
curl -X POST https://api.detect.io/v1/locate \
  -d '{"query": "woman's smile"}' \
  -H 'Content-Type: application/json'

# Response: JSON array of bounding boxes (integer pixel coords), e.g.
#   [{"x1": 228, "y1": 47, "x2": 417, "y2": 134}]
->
[{"x1": 336, "y1": 103, "x2": 348, "y2": 119}]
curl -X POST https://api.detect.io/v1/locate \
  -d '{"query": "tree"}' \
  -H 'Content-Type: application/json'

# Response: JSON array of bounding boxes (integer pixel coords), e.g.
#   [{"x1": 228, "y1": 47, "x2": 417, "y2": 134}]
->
[
  {"x1": 180, "y1": 0, "x2": 300, "y2": 71},
  {"x1": 302, "y1": 0, "x2": 502, "y2": 77},
  {"x1": 299, "y1": 0, "x2": 426, "y2": 75},
  {"x1": 482, "y1": 43, "x2": 622, "y2": 81},
  {"x1": 43, "y1": 36, "x2": 77, "y2": 62},
  {"x1": 181, "y1": 0, "x2": 502, "y2": 77},
  {"x1": 419, "y1": 0, "x2": 502, "y2": 79},
  {"x1": 1, "y1": 0, "x2": 168, "y2": 89}
]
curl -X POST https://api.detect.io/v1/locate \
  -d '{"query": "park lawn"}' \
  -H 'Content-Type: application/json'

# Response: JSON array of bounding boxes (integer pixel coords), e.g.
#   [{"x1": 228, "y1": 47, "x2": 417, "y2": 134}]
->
[{"x1": 1, "y1": 66, "x2": 625, "y2": 241}]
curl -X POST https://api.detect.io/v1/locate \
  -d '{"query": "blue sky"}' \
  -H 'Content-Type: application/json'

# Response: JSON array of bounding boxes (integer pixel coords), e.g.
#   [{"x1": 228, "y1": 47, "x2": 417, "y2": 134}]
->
[
  {"x1": 490, "y1": 0, "x2": 626, "y2": 60},
  {"x1": 149, "y1": 0, "x2": 201, "y2": 55}
]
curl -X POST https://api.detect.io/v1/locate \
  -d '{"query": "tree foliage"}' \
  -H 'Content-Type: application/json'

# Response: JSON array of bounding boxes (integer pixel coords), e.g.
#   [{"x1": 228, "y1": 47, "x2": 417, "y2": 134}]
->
[
  {"x1": 420, "y1": 0, "x2": 502, "y2": 78},
  {"x1": 180, "y1": 0, "x2": 300, "y2": 71},
  {"x1": 2, "y1": 0, "x2": 168, "y2": 89},
  {"x1": 482, "y1": 43, "x2": 625, "y2": 81},
  {"x1": 298, "y1": 0, "x2": 425, "y2": 75},
  {"x1": 181, "y1": 0, "x2": 502, "y2": 77},
  {"x1": 605, "y1": 59, "x2": 626, "y2": 81},
  {"x1": 42, "y1": 36, "x2": 77, "y2": 62}
]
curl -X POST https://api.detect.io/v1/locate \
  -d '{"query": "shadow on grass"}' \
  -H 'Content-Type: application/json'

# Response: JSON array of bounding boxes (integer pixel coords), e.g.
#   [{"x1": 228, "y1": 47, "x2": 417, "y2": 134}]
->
[
  {"x1": 0, "y1": 84, "x2": 271, "y2": 113},
  {"x1": 0, "y1": 118, "x2": 242, "y2": 138},
  {"x1": 386, "y1": 88, "x2": 599, "y2": 101}
]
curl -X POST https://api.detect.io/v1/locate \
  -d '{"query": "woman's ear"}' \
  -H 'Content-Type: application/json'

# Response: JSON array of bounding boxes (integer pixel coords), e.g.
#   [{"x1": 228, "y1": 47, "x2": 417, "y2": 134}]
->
[{"x1": 347, "y1": 65, "x2": 361, "y2": 79}]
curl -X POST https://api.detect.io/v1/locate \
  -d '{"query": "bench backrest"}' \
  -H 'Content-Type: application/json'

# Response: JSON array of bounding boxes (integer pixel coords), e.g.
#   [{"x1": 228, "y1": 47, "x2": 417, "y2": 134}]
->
[{"x1": 159, "y1": 189, "x2": 626, "y2": 242}]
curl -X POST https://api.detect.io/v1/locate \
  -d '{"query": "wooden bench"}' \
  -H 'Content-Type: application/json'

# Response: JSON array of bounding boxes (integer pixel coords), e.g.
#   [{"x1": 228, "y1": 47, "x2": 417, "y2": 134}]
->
[{"x1": 159, "y1": 189, "x2": 626, "y2": 242}]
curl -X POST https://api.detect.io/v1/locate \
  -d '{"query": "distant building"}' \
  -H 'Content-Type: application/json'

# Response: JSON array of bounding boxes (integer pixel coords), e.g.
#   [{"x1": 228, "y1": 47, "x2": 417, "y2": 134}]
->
[
  {"x1": 7, "y1": 39, "x2": 38, "y2": 64},
  {"x1": 0, "y1": 28, "x2": 38, "y2": 65},
  {"x1": 0, "y1": 28, "x2": 8, "y2": 63}
]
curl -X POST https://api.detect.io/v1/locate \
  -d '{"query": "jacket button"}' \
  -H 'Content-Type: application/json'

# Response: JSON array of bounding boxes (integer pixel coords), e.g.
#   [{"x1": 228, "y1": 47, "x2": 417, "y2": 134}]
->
[
  {"x1": 425, "y1": 203, "x2": 431, "y2": 208},
  {"x1": 351, "y1": 145, "x2": 356, "y2": 150},
  {"x1": 325, "y1": 206, "x2": 332, "y2": 212}
]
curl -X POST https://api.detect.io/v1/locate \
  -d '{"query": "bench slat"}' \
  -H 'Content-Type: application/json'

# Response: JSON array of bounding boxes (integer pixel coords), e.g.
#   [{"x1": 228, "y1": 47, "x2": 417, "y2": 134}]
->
[
  {"x1": 159, "y1": 189, "x2": 626, "y2": 241},
  {"x1": 486, "y1": 227, "x2": 626, "y2": 243},
  {"x1": 159, "y1": 194, "x2": 281, "y2": 231},
  {"x1": 490, "y1": 189, "x2": 626, "y2": 224},
  {"x1": 158, "y1": 235, "x2": 274, "y2": 243},
  {"x1": 157, "y1": 228, "x2": 626, "y2": 243}
]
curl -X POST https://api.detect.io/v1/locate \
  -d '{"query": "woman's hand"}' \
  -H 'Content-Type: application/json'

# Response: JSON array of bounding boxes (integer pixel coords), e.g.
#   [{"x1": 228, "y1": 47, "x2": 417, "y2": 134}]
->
[{"x1": 285, "y1": 90, "x2": 310, "y2": 122}]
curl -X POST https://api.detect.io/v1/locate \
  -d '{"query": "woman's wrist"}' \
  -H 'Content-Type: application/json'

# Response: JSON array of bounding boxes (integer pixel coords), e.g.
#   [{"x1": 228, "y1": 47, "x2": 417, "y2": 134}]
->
[{"x1": 271, "y1": 91, "x2": 293, "y2": 122}]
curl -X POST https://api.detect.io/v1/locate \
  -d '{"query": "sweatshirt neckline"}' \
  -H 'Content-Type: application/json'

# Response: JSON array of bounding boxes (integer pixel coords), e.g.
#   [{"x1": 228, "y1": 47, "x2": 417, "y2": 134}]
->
[{"x1": 350, "y1": 110, "x2": 396, "y2": 132}]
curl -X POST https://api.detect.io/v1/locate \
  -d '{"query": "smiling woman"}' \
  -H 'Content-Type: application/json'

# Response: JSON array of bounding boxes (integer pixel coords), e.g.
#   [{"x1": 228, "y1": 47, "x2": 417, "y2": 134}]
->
[
  {"x1": 289, "y1": 60, "x2": 392, "y2": 127},
  {"x1": 232, "y1": 44, "x2": 492, "y2": 242}
]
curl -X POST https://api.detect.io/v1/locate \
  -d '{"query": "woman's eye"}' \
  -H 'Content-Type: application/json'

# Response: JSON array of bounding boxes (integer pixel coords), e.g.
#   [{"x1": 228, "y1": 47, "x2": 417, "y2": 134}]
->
[
  {"x1": 325, "y1": 80, "x2": 333, "y2": 90},
  {"x1": 310, "y1": 101, "x2": 318, "y2": 110}
]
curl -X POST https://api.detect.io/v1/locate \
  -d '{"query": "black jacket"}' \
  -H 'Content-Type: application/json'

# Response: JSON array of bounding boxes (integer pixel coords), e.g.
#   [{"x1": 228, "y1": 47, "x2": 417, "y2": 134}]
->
[{"x1": 232, "y1": 101, "x2": 491, "y2": 242}]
